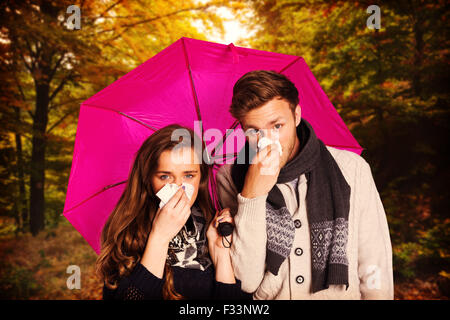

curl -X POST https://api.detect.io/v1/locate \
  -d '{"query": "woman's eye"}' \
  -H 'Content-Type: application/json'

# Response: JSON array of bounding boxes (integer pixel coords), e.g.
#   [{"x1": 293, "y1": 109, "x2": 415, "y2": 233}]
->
[
  {"x1": 160, "y1": 175, "x2": 169, "y2": 180},
  {"x1": 274, "y1": 124, "x2": 283, "y2": 130},
  {"x1": 185, "y1": 174, "x2": 194, "y2": 179},
  {"x1": 247, "y1": 128, "x2": 259, "y2": 136}
]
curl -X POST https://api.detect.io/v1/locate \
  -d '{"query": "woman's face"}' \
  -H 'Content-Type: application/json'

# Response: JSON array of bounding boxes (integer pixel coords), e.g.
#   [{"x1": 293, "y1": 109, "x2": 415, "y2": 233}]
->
[{"x1": 150, "y1": 146, "x2": 201, "y2": 207}]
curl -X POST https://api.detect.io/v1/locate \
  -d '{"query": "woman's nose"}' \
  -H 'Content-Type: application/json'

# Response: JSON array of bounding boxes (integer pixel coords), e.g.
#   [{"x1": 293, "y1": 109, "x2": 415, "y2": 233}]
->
[{"x1": 173, "y1": 177, "x2": 183, "y2": 186}]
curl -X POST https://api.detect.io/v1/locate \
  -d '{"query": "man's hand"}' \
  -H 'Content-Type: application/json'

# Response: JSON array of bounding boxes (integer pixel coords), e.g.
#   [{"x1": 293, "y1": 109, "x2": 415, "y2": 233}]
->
[{"x1": 241, "y1": 143, "x2": 281, "y2": 199}]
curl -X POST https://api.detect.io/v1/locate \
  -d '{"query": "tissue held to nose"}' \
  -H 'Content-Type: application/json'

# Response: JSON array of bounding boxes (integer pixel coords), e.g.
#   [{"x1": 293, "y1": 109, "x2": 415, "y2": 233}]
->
[
  {"x1": 257, "y1": 137, "x2": 283, "y2": 156},
  {"x1": 156, "y1": 182, "x2": 195, "y2": 208}
]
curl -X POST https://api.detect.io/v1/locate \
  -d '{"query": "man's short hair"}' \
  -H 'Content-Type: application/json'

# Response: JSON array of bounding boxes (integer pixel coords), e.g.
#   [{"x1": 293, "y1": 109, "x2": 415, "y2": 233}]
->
[{"x1": 229, "y1": 70, "x2": 299, "y2": 120}]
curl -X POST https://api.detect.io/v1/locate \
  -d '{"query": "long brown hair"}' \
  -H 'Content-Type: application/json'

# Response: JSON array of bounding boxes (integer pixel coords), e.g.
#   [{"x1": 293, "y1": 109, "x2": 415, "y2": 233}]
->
[{"x1": 96, "y1": 124, "x2": 214, "y2": 299}]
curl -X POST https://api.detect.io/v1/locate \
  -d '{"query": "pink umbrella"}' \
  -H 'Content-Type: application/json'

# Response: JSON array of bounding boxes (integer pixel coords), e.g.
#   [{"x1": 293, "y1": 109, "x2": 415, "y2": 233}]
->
[{"x1": 63, "y1": 37, "x2": 362, "y2": 254}]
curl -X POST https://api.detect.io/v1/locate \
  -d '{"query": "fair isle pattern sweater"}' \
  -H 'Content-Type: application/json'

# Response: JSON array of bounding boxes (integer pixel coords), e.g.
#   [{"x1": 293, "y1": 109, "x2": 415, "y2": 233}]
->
[{"x1": 215, "y1": 146, "x2": 394, "y2": 300}]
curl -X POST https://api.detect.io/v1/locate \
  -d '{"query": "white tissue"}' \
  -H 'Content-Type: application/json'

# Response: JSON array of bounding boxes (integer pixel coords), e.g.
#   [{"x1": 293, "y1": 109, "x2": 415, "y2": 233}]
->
[
  {"x1": 156, "y1": 182, "x2": 195, "y2": 208},
  {"x1": 257, "y1": 137, "x2": 283, "y2": 156}
]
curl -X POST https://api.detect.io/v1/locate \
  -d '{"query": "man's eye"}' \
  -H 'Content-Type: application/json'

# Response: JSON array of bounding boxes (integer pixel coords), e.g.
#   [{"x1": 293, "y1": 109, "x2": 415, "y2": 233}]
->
[{"x1": 247, "y1": 128, "x2": 259, "y2": 136}]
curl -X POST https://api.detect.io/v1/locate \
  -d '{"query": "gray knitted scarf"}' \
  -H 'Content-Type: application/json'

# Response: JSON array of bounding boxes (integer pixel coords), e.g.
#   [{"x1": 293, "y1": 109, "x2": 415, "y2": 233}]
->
[{"x1": 231, "y1": 119, "x2": 350, "y2": 293}]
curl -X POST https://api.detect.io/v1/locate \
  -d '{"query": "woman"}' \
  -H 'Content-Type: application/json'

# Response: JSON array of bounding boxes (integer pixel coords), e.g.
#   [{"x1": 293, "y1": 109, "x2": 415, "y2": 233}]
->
[{"x1": 96, "y1": 124, "x2": 250, "y2": 300}]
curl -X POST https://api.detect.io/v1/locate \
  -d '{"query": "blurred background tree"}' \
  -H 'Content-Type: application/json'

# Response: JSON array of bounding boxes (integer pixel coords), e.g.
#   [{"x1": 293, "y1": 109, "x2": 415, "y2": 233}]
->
[{"x1": 0, "y1": 0, "x2": 225, "y2": 235}]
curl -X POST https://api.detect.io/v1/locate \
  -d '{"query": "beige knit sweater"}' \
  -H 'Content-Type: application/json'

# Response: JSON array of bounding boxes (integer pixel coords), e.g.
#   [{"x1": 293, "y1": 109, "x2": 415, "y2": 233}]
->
[{"x1": 216, "y1": 146, "x2": 394, "y2": 300}]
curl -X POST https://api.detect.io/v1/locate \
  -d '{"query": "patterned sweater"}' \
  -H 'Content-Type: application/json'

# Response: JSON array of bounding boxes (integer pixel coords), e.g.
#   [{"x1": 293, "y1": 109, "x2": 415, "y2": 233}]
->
[{"x1": 215, "y1": 146, "x2": 394, "y2": 300}]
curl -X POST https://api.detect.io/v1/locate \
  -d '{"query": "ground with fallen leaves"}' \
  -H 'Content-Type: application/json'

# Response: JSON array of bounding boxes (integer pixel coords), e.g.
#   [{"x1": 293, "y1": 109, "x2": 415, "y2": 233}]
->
[{"x1": 0, "y1": 221, "x2": 447, "y2": 300}]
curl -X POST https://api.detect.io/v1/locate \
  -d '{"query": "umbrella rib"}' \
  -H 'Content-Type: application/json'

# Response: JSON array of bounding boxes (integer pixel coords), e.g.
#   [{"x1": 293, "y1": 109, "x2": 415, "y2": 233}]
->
[
  {"x1": 181, "y1": 38, "x2": 203, "y2": 127},
  {"x1": 181, "y1": 38, "x2": 214, "y2": 164},
  {"x1": 117, "y1": 111, "x2": 159, "y2": 131},
  {"x1": 63, "y1": 104, "x2": 158, "y2": 216},
  {"x1": 84, "y1": 103, "x2": 159, "y2": 132},
  {"x1": 209, "y1": 152, "x2": 239, "y2": 164},
  {"x1": 62, "y1": 180, "x2": 128, "y2": 215},
  {"x1": 210, "y1": 120, "x2": 240, "y2": 157},
  {"x1": 325, "y1": 144, "x2": 364, "y2": 151},
  {"x1": 278, "y1": 56, "x2": 303, "y2": 74}
]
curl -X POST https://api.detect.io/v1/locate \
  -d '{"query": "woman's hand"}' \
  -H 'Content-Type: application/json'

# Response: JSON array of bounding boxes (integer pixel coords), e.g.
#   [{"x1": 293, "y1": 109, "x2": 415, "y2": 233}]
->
[
  {"x1": 141, "y1": 187, "x2": 191, "y2": 279},
  {"x1": 150, "y1": 187, "x2": 192, "y2": 244},
  {"x1": 207, "y1": 208, "x2": 233, "y2": 254},
  {"x1": 207, "y1": 208, "x2": 236, "y2": 284}
]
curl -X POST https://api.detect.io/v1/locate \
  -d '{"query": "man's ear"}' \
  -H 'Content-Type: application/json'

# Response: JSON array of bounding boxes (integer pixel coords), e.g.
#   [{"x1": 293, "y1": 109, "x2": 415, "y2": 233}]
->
[{"x1": 295, "y1": 104, "x2": 301, "y2": 126}]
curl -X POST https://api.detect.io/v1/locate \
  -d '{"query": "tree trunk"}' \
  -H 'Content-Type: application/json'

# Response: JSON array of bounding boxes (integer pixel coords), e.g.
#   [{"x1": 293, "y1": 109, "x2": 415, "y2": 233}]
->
[
  {"x1": 412, "y1": 19, "x2": 424, "y2": 98},
  {"x1": 29, "y1": 82, "x2": 49, "y2": 236},
  {"x1": 13, "y1": 106, "x2": 28, "y2": 232}
]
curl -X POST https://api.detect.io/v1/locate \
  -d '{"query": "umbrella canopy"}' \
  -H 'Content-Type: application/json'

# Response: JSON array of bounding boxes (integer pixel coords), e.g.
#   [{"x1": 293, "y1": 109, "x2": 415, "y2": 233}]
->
[{"x1": 63, "y1": 37, "x2": 362, "y2": 254}]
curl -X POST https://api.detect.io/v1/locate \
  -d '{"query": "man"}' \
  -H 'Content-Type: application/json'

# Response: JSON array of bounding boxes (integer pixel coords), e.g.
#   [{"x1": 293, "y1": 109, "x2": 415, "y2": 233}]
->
[{"x1": 216, "y1": 70, "x2": 393, "y2": 299}]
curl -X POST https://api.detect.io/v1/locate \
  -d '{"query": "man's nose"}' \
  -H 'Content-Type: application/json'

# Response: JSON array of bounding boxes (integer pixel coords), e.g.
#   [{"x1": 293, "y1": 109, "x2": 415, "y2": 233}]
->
[
  {"x1": 258, "y1": 128, "x2": 278, "y2": 141},
  {"x1": 258, "y1": 129, "x2": 267, "y2": 139}
]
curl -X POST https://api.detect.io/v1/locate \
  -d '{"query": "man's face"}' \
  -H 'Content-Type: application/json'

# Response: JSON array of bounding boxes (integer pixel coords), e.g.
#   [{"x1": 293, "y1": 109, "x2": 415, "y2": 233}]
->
[{"x1": 239, "y1": 98, "x2": 301, "y2": 169}]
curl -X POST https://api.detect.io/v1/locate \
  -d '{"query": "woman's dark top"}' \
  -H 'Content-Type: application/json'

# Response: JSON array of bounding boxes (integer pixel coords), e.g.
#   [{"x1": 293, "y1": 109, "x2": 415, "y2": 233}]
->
[{"x1": 102, "y1": 262, "x2": 252, "y2": 300}]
